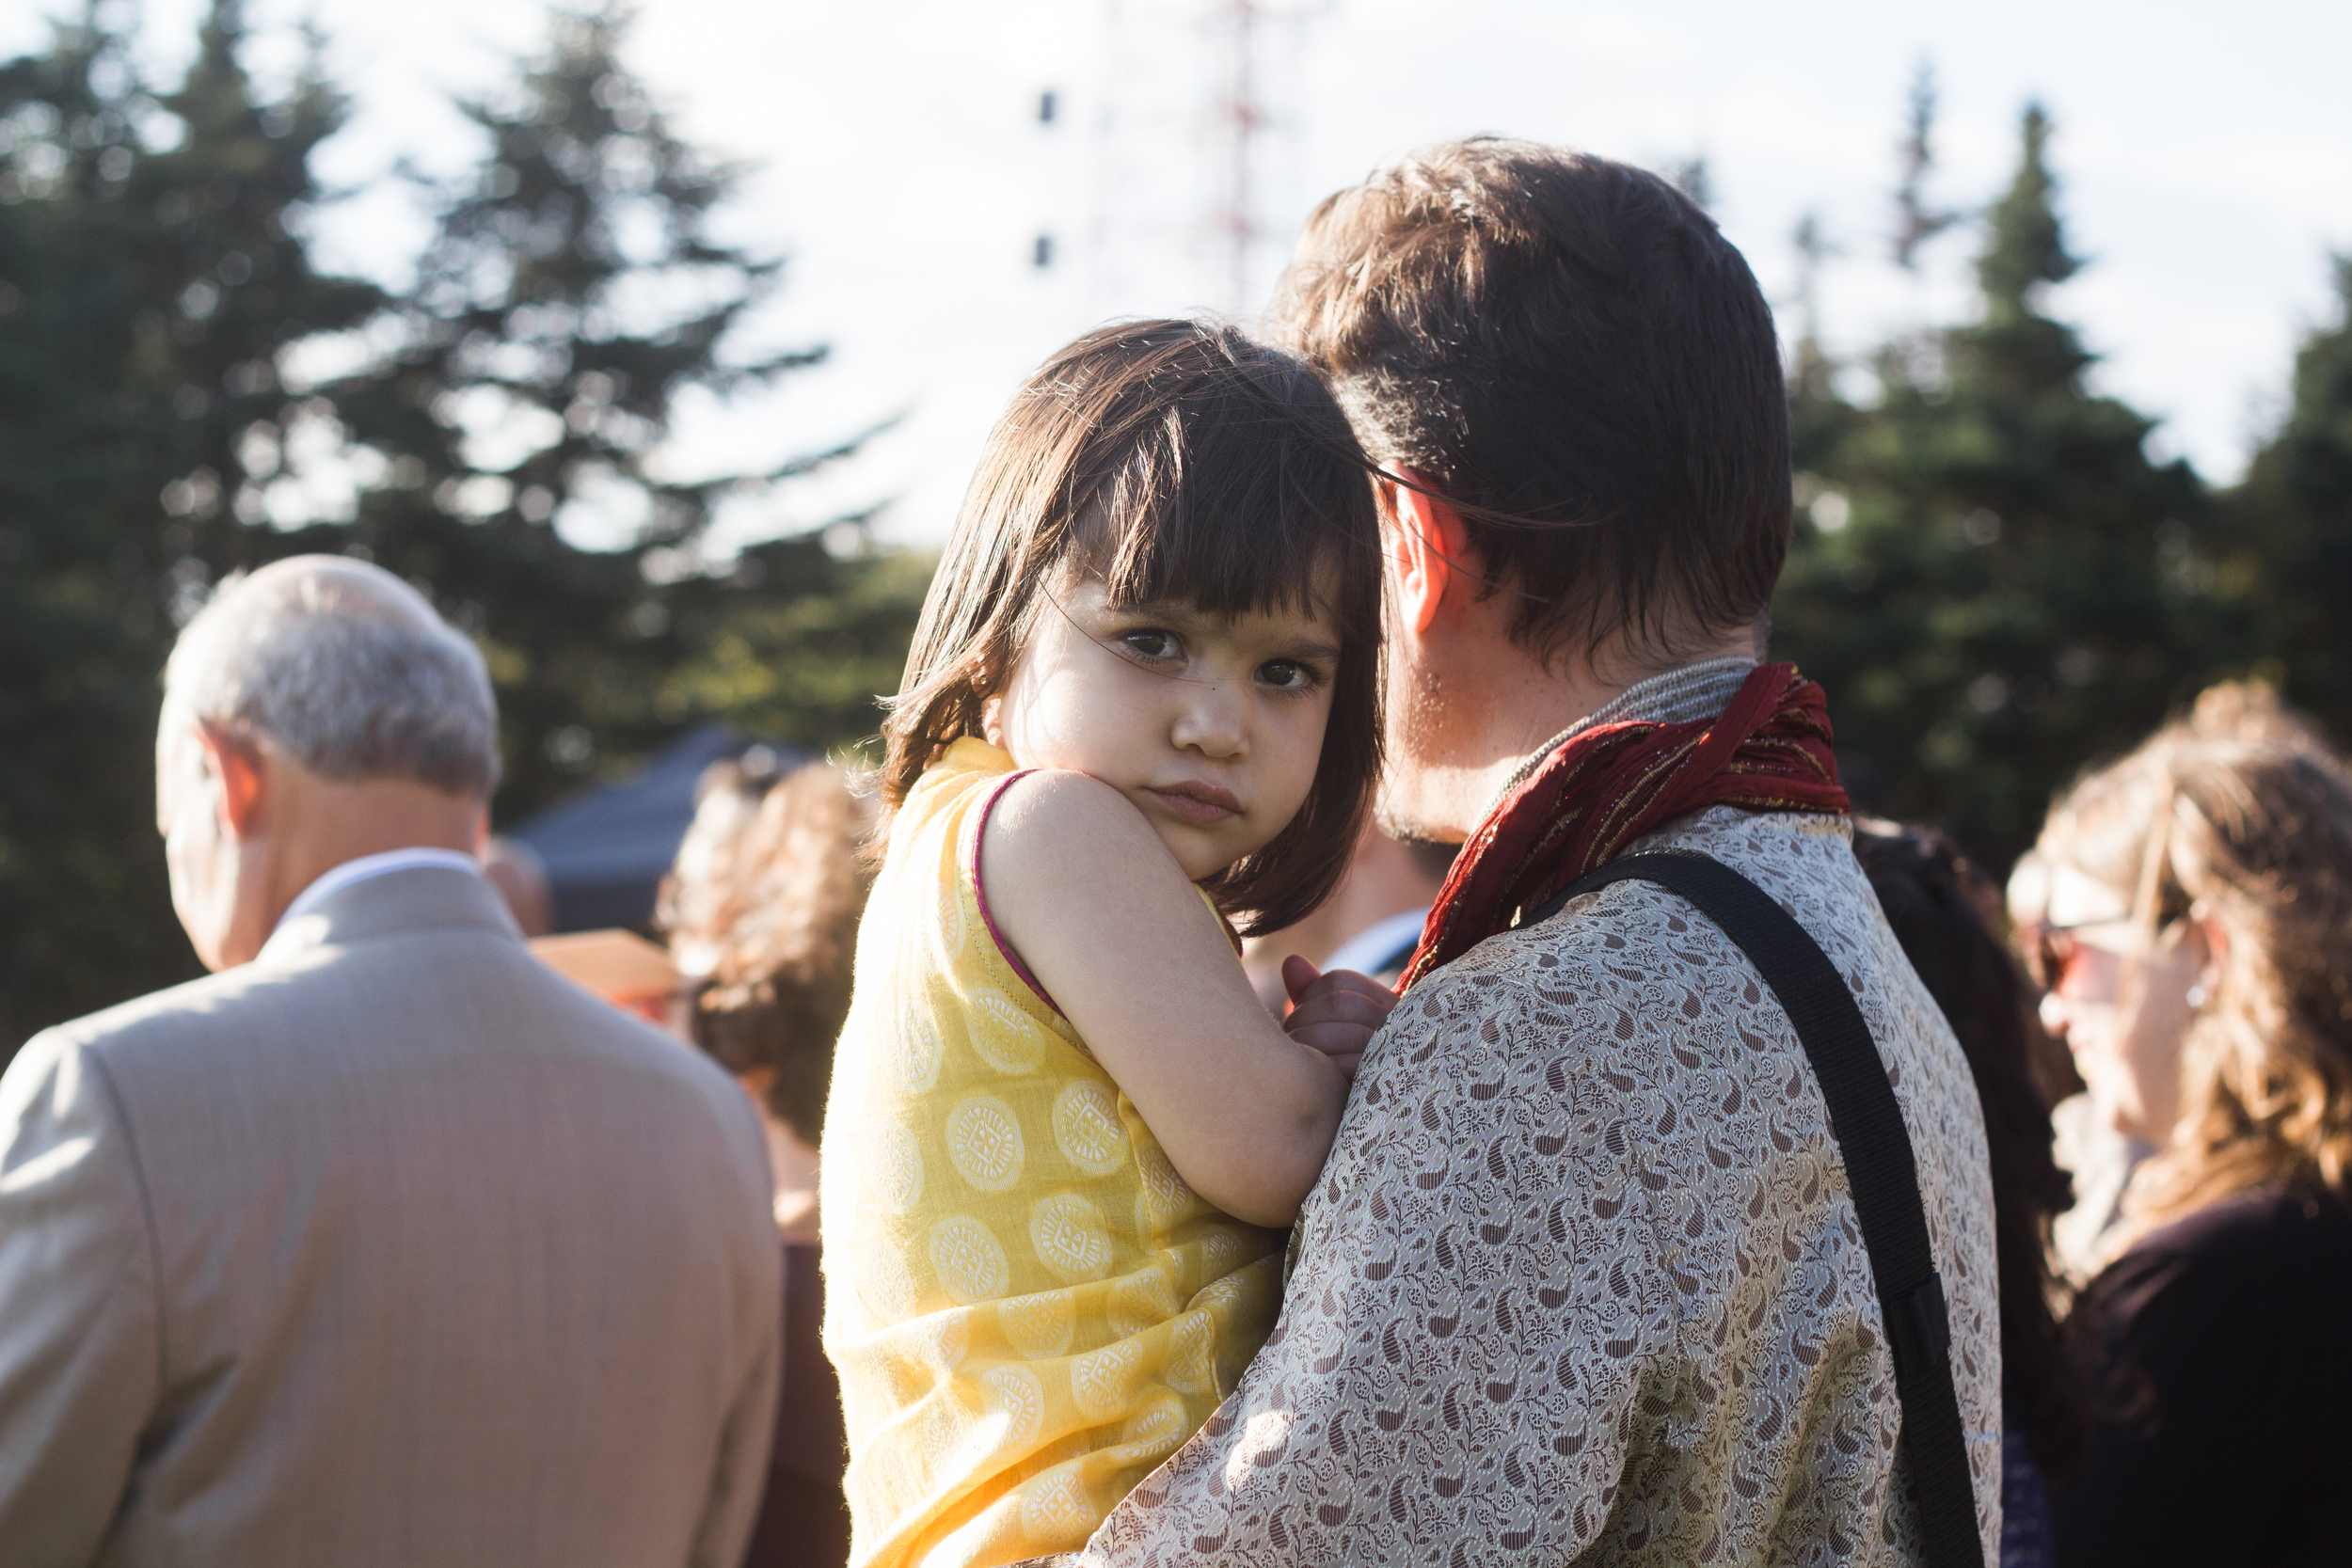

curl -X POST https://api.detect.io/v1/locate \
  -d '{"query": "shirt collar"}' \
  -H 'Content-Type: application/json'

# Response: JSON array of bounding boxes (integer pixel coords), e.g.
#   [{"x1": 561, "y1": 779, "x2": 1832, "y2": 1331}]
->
[
  {"x1": 273, "y1": 847, "x2": 487, "y2": 936},
  {"x1": 1485, "y1": 657, "x2": 1760, "y2": 816}
]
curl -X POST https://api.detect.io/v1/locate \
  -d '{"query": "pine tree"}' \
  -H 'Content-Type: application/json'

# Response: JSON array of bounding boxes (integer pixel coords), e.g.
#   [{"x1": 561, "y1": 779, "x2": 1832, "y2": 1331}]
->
[
  {"x1": 1786, "y1": 210, "x2": 1856, "y2": 472},
  {"x1": 1891, "y1": 61, "x2": 1959, "y2": 272},
  {"x1": 2226, "y1": 258, "x2": 2352, "y2": 741},
  {"x1": 0, "y1": 1, "x2": 376, "y2": 1048},
  {"x1": 300, "y1": 7, "x2": 894, "y2": 819},
  {"x1": 1773, "y1": 105, "x2": 2220, "y2": 859},
  {"x1": 2, "y1": 4, "x2": 930, "y2": 1054}
]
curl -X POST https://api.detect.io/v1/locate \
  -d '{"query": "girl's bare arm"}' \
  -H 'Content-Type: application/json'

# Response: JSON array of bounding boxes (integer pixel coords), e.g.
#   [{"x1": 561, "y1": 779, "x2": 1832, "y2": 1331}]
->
[{"x1": 980, "y1": 769, "x2": 1390, "y2": 1227}]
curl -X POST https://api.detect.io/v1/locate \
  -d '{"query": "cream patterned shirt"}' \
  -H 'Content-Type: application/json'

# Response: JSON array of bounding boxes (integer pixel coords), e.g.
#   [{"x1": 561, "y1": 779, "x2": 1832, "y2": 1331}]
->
[{"x1": 1083, "y1": 661, "x2": 2003, "y2": 1565}]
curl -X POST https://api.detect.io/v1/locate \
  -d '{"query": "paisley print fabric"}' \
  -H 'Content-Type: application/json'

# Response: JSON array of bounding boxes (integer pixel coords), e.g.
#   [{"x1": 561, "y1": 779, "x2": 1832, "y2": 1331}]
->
[
  {"x1": 821, "y1": 737, "x2": 1280, "y2": 1568},
  {"x1": 1083, "y1": 662, "x2": 2003, "y2": 1566}
]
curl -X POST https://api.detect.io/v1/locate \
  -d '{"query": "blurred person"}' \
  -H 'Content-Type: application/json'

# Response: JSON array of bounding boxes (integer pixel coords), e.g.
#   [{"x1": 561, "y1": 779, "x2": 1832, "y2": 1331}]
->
[
  {"x1": 1239, "y1": 819, "x2": 1454, "y2": 1008},
  {"x1": 660, "y1": 757, "x2": 873, "y2": 1568},
  {"x1": 1855, "y1": 823, "x2": 2086, "y2": 1568},
  {"x1": 1085, "y1": 140, "x2": 1999, "y2": 1566},
  {"x1": 0, "y1": 557, "x2": 780, "y2": 1568},
  {"x1": 2033, "y1": 678, "x2": 2343, "y2": 1278},
  {"x1": 1998, "y1": 849, "x2": 2088, "y2": 1108},
  {"x1": 483, "y1": 832, "x2": 555, "y2": 936},
  {"x1": 2031, "y1": 729, "x2": 2352, "y2": 1565},
  {"x1": 2012, "y1": 847, "x2": 2143, "y2": 1282}
]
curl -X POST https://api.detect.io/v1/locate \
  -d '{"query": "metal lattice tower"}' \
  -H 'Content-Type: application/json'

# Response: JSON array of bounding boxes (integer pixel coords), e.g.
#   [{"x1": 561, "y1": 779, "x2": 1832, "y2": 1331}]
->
[
  {"x1": 1072, "y1": 0, "x2": 1323, "y2": 321},
  {"x1": 1213, "y1": 0, "x2": 1266, "y2": 315}
]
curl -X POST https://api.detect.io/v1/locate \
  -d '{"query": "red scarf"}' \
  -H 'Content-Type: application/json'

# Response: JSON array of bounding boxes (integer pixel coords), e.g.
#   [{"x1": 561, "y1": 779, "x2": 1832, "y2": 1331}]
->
[{"x1": 1400, "y1": 662, "x2": 1850, "y2": 989}]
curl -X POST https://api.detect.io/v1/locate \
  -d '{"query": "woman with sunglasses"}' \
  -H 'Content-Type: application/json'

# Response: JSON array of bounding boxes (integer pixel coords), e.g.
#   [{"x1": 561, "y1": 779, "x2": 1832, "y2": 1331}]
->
[{"x1": 2031, "y1": 722, "x2": 2352, "y2": 1566}]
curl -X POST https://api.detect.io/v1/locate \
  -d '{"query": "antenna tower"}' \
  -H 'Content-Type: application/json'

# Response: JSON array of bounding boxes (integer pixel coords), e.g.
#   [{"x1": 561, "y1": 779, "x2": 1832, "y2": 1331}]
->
[
  {"x1": 1213, "y1": 0, "x2": 1265, "y2": 315},
  {"x1": 1085, "y1": 0, "x2": 1318, "y2": 319}
]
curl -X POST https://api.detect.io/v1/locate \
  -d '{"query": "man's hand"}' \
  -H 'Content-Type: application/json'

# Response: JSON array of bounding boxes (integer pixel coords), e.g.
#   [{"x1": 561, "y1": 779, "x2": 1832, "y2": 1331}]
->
[{"x1": 1280, "y1": 957, "x2": 1399, "y2": 1082}]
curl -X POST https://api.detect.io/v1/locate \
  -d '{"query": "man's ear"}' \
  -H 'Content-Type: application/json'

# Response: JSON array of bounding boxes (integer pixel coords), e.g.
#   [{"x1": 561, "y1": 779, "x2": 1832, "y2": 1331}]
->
[
  {"x1": 1380, "y1": 467, "x2": 1475, "y2": 636},
  {"x1": 195, "y1": 721, "x2": 268, "y2": 838}
]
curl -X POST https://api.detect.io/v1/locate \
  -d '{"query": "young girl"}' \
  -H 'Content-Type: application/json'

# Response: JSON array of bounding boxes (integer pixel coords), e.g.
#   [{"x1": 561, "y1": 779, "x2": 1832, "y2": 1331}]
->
[{"x1": 820, "y1": 320, "x2": 1392, "y2": 1568}]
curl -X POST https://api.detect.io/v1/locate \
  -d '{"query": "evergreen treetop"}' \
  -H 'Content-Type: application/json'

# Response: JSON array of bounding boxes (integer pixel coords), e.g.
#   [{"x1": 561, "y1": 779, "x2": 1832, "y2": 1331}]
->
[
  {"x1": 1, "y1": 2, "x2": 924, "y2": 1055},
  {"x1": 1773, "y1": 101, "x2": 2221, "y2": 859},
  {"x1": 302, "y1": 5, "x2": 876, "y2": 817},
  {"x1": 1966, "y1": 103, "x2": 2090, "y2": 400},
  {"x1": 2225, "y1": 258, "x2": 2352, "y2": 740}
]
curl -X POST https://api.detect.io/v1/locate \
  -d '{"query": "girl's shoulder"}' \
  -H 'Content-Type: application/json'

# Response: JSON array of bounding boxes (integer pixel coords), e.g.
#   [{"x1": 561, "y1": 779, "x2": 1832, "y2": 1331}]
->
[
  {"x1": 880, "y1": 742, "x2": 1234, "y2": 1022},
  {"x1": 2090, "y1": 1185, "x2": 2352, "y2": 1349},
  {"x1": 2126, "y1": 1185, "x2": 2352, "y2": 1275},
  {"x1": 861, "y1": 736, "x2": 1073, "y2": 1035},
  {"x1": 898, "y1": 736, "x2": 1022, "y2": 838},
  {"x1": 881, "y1": 737, "x2": 1028, "y2": 910}
]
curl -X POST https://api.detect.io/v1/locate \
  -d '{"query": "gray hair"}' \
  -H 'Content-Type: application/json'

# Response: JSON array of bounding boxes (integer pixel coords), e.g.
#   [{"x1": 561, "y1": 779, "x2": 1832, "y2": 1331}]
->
[{"x1": 164, "y1": 556, "x2": 502, "y2": 800}]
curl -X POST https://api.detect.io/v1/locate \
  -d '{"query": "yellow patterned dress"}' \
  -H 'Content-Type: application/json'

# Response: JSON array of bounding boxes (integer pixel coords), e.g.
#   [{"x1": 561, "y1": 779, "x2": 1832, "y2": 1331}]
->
[{"x1": 820, "y1": 738, "x2": 1282, "y2": 1568}]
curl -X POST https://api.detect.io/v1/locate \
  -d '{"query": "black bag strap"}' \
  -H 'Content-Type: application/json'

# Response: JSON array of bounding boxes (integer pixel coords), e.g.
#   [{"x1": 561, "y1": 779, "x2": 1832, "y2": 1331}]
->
[{"x1": 1529, "y1": 849, "x2": 1983, "y2": 1568}]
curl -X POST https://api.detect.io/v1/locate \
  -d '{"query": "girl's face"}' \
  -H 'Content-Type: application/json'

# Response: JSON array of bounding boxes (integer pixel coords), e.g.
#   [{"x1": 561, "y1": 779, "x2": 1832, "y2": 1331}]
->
[{"x1": 985, "y1": 574, "x2": 1343, "y2": 881}]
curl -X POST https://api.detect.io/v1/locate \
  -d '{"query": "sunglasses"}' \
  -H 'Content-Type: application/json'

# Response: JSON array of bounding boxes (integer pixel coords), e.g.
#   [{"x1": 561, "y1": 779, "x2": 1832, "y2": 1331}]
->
[{"x1": 2026, "y1": 917, "x2": 2159, "y2": 991}]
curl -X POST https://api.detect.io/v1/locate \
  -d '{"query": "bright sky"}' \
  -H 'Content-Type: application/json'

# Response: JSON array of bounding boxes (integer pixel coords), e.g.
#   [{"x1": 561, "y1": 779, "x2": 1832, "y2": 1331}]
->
[{"x1": 16, "y1": 0, "x2": 2352, "y2": 550}]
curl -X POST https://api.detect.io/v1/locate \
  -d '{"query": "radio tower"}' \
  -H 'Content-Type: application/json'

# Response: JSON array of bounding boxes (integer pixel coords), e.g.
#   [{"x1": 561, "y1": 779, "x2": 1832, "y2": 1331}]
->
[
  {"x1": 1082, "y1": 0, "x2": 1320, "y2": 320},
  {"x1": 1213, "y1": 0, "x2": 1266, "y2": 316}
]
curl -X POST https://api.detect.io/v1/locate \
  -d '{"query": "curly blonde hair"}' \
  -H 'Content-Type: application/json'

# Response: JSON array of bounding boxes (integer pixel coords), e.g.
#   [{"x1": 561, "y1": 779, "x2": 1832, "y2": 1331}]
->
[
  {"x1": 2039, "y1": 722, "x2": 2352, "y2": 1243},
  {"x1": 658, "y1": 757, "x2": 873, "y2": 1146}
]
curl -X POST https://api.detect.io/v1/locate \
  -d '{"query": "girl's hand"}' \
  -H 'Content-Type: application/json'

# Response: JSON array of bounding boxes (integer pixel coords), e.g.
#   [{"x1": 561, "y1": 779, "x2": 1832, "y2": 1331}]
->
[{"x1": 1280, "y1": 955, "x2": 1399, "y2": 1082}]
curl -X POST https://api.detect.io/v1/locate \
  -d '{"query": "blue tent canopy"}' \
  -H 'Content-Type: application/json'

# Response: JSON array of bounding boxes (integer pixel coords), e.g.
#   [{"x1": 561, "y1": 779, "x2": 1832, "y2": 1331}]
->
[{"x1": 504, "y1": 726, "x2": 801, "y2": 932}]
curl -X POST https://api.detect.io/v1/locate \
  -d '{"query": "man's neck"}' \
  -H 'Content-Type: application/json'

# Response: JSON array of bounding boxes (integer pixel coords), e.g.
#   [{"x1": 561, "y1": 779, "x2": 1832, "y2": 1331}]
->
[
  {"x1": 1405, "y1": 664, "x2": 1633, "y2": 835},
  {"x1": 227, "y1": 770, "x2": 485, "y2": 966},
  {"x1": 262, "y1": 790, "x2": 482, "y2": 923},
  {"x1": 1391, "y1": 640, "x2": 1760, "y2": 844}
]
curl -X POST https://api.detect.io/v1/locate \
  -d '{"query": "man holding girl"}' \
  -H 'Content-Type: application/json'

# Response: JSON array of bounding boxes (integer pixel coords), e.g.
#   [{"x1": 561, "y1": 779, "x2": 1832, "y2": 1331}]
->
[
  {"x1": 1064, "y1": 135, "x2": 2005, "y2": 1566},
  {"x1": 828, "y1": 138, "x2": 2001, "y2": 1566}
]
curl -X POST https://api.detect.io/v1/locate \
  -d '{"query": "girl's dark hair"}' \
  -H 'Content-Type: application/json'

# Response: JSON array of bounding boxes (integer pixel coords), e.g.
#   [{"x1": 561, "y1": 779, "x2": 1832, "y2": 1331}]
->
[
  {"x1": 881, "y1": 318, "x2": 1383, "y2": 935},
  {"x1": 1851, "y1": 821, "x2": 2088, "y2": 1483}
]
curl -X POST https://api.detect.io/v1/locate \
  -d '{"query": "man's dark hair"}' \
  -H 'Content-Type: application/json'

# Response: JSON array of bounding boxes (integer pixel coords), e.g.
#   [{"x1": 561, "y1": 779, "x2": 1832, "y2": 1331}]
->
[{"x1": 1272, "y1": 137, "x2": 1791, "y2": 664}]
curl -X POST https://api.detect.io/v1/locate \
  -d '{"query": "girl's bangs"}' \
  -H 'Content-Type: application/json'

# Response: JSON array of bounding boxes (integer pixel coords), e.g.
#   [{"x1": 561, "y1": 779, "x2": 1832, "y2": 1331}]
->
[{"x1": 1068, "y1": 405, "x2": 1375, "y2": 633}]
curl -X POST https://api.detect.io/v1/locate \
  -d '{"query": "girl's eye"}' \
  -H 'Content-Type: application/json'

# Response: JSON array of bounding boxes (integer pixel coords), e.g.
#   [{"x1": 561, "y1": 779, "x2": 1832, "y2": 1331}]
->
[
  {"x1": 1120, "y1": 629, "x2": 1183, "y2": 662},
  {"x1": 1258, "y1": 659, "x2": 1320, "y2": 691}
]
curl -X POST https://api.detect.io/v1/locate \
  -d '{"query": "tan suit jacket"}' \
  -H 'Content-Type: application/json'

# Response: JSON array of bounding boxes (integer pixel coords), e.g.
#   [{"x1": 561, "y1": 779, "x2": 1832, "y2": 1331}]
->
[{"x1": 0, "y1": 866, "x2": 781, "y2": 1567}]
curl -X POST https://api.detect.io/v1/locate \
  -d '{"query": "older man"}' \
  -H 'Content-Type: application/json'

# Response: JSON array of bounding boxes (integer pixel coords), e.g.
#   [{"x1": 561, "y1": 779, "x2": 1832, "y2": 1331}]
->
[
  {"x1": 1085, "y1": 142, "x2": 2001, "y2": 1563},
  {"x1": 0, "y1": 559, "x2": 780, "y2": 1566}
]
